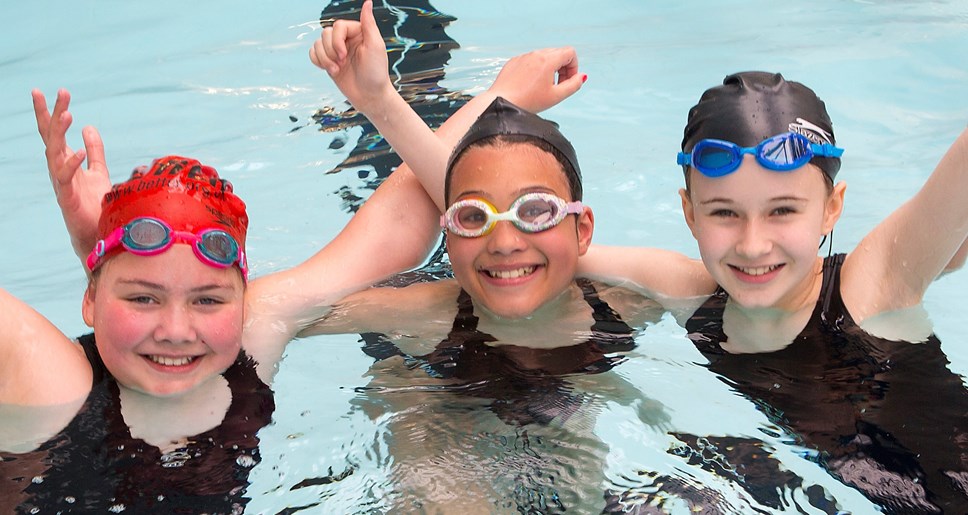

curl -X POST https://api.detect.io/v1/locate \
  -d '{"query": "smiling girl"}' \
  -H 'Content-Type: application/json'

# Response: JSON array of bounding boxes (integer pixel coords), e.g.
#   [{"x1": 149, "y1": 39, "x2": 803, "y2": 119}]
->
[{"x1": 582, "y1": 71, "x2": 968, "y2": 512}]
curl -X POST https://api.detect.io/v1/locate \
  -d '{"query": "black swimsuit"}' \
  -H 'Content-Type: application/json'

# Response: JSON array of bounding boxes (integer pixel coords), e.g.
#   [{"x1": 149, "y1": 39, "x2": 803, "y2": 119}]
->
[
  {"x1": 685, "y1": 253, "x2": 968, "y2": 513},
  {"x1": 7, "y1": 334, "x2": 275, "y2": 514},
  {"x1": 360, "y1": 278, "x2": 635, "y2": 426}
]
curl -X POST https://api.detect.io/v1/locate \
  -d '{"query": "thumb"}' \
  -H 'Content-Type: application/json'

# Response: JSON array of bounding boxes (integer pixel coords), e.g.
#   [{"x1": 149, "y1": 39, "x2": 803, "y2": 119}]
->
[{"x1": 359, "y1": 0, "x2": 383, "y2": 48}]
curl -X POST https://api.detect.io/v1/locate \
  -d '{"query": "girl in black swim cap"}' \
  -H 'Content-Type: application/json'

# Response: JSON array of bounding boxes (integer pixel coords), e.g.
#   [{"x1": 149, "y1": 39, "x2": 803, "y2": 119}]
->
[{"x1": 574, "y1": 70, "x2": 968, "y2": 349}]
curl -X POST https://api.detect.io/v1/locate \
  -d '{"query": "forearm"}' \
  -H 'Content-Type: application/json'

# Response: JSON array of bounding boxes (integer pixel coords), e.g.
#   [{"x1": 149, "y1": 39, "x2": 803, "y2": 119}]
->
[
  {"x1": 351, "y1": 86, "x2": 451, "y2": 211},
  {"x1": 255, "y1": 164, "x2": 441, "y2": 332},
  {"x1": 578, "y1": 245, "x2": 716, "y2": 300},
  {"x1": 314, "y1": 3, "x2": 582, "y2": 211},
  {"x1": 328, "y1": 164, "x2": 441, "y2": 282}
]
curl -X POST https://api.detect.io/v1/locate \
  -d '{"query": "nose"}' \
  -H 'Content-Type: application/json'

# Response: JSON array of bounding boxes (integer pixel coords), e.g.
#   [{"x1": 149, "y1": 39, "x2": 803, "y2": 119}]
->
[
  {"x1": 153, "y1": 304, "x2": 198, "y2": 344},
  {"x1": 485, "y1": 220, "x2": 527, "y2": 255},
  {"x1": 735, "y1": 219, "x2": 773, "y2": 259}
]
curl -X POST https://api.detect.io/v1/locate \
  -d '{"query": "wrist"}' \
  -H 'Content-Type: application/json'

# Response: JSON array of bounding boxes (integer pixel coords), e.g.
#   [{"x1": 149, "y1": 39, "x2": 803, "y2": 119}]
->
[{"x1": 351, "y1": 81, "x2": 399, "y2": 117}]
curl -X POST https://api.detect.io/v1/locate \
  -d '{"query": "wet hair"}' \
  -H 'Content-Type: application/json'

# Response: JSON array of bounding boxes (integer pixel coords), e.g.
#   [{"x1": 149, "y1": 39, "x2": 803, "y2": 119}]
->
[
  {"x1": 681, "y1": 71, "x2": 840, "y2": 191},
  {"x1": 445, "y1": 97, "x2": 582, "y2": 203}
]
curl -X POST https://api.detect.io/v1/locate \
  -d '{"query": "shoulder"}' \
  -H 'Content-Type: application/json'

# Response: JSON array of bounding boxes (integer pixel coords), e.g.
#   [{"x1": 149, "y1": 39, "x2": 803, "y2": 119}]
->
[{"x1": 0, "y1": 288, "x2": 93, "y2": 406}]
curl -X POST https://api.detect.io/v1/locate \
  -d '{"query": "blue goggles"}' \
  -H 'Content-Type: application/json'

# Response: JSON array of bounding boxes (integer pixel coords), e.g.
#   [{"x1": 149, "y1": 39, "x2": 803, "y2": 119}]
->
[{"x1": 677, "y1": 132, "x2": 844, "y2": 178}]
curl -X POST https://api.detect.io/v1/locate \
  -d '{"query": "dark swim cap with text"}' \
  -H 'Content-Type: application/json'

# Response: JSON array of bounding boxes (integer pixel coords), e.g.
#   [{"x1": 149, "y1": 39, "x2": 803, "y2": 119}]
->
[
  {"x1": 682, "y1": 71, "x2": 841, "y2": 180},
  {"x1": 447, "y1": 97, "x2": 582, "y2": 200}
]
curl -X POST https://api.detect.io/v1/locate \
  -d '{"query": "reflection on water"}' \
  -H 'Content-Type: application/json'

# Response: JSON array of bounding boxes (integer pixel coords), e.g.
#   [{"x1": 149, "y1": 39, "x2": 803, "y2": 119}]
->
[
  {"x1": 292, "y1": 0, "x2": 469, "y2": 216},
  {"x1": 2, "y1": 0, "x2": 967, "y2": 512},
  {"x1": 686, "y1": 260, "x2": 968, "y2": 513}
]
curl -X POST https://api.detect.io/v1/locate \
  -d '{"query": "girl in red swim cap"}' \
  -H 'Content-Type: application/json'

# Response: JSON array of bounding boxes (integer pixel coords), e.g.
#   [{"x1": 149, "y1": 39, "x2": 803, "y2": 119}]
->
[
  {"x1": 4, "y1": 42, "x2": 587, "y2": 455},
  {"x1": 2, "y1": 67, "x2": 569, "y2": 509}
]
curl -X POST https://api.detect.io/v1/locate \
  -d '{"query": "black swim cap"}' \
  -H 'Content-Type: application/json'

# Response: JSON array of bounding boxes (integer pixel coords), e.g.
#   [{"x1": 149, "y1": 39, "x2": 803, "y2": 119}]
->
[
  {"x1": 682, "y1": 71, "x2": 841, "y2": 180},
  {"x1": 446, "y1": 97, "x2": 582, "y2": 201}
]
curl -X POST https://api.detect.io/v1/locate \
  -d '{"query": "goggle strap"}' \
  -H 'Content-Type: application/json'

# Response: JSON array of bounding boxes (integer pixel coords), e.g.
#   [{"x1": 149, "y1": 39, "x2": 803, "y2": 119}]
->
[{"x1": 811, "y1": 143, "x2": 844, "y2": 158}]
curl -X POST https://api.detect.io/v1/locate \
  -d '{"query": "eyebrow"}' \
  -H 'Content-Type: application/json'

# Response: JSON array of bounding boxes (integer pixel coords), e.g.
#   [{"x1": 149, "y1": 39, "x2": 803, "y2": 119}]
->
[
  {"x1": 455, "y1": 185, "x2": 558, "y2": 200},
  {"x1": 698, "y1": 195, "x2": 809, "y2": 205},
  {"x1": 116, "y1": 278, "x2": 235, "y2": 293}
]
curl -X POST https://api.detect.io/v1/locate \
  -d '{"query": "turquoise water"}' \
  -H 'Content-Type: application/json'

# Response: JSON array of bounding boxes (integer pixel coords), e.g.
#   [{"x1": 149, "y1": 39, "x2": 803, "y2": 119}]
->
[{"x1": 1, "y1": 0, "x2": 967, "y2": 512}]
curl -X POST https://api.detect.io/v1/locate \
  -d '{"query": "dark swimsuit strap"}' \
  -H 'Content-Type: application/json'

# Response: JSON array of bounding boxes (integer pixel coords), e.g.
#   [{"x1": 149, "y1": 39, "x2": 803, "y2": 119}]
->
[
  {"x1": 445, "y1": 277, "x2": 634, "y2": 346},
  {"x1": 77, "y1": 333, "x2": 107, "y2": 386},
  {"x1": 819, "y1": 253, "x2": 847, "y2": 328}
]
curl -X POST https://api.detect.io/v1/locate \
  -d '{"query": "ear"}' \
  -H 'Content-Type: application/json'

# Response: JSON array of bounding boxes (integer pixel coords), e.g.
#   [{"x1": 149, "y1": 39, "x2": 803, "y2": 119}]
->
[
  {"x1": 822, "y1": 181, "x2": 847, "y2": 235},
  {"x1": 575, "y1": 206, "x2": 594, "y2": 256},
  {"x1": 82, "y1": 283, "x2": 96, "y2": 328},
  {"x1": 679, "y1": 188, "x2": 699, "y2": 238}
]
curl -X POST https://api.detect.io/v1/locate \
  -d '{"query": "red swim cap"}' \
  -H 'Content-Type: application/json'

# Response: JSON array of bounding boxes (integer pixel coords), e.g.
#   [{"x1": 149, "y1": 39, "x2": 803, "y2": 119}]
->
[{"x1": 95, "y1": 155, "x2": 248, "y2": 269}]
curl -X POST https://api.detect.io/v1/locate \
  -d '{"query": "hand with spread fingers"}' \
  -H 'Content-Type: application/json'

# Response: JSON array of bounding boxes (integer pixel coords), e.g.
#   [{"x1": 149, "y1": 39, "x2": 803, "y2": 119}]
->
[{"x1": 32, "y1": 88, "x2": 112, "y2": 265}]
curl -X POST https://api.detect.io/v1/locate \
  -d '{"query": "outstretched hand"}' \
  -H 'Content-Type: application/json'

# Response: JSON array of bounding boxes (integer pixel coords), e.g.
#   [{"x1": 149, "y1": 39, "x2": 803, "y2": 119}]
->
[
  {"x1": 488, "y1": 47, "x2": 585, "y2": 114},
  {"x1": 32, "y1": 88, "x2": 111, "y2": 263},
  {"x1": 309, "y1": 0, "x2": 394, "y2": 112}
]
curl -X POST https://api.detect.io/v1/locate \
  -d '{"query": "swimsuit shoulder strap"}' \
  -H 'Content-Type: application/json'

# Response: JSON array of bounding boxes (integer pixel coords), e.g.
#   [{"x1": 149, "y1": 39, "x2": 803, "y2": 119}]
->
[
  {"x1": 576, "y1": 278, "x2": 633, "y2": 334},
  {"x1": 818, "y1": 253, "x2": 849, "y2": 328},
  {"x1": 77, "y1": 333, "x2": 108, "y2": 386}
]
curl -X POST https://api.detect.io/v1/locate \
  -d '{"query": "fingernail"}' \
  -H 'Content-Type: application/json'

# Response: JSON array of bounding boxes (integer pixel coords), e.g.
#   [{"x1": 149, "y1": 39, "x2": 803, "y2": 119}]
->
[{"x1": 581, "y1": 74, "x2": 588, "y2": 83}]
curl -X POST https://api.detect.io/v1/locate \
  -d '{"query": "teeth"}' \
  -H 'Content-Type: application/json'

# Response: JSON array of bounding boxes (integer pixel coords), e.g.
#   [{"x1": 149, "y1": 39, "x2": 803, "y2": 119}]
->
[
  {"x1": 149, "y1": 355, "x2": 195, "y2": 366},
  {"x1": 739, "y1": 265, "x2": 780, "y2": 276},
  {"x1": 486, "y1": 266, "x2": 536, "y2": 279}
]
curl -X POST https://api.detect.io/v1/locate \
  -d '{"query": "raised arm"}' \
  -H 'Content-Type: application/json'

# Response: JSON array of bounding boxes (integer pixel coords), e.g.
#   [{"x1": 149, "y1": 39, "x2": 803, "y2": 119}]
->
[
  {"x1": 242, "y1": 162, "x2": 441, "y2": 372},
  {"x1": 32, "y1": 89, "x2": 111, "y2": 270},
  {"x1": 844, "y1": 127, "x2": 968, "y2": 318},
  {"x1": 310, "y1": 0, "x2": 585, "y2": 210},
  {"x1": 0, "y1": 287, "x2": 92, "y2": 406}
]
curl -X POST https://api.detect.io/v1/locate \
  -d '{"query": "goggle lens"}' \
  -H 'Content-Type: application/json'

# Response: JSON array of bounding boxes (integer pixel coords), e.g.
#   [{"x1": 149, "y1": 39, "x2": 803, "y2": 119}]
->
[
  {"x1": 515, "y1": 197, "x2": 561, "y2": 229},
  {"x1": 194, "y1": 231, "x2": 239, "y2": 266},
  {"x1": 692, "y1": 143, "x2": 740, "y2": 177},
  {"x1": 759, "y1": 133, "x2": 811, "y2": 169},
  {"x1": 123, "y1": 218, "x2": 171, "y2": 251}
]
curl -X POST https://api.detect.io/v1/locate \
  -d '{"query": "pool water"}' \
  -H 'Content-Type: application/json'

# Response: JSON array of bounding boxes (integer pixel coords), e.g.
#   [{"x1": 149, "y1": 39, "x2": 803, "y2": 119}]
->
[{"x1": 1, "y1": 0, "x2": 966, "y2": 513}]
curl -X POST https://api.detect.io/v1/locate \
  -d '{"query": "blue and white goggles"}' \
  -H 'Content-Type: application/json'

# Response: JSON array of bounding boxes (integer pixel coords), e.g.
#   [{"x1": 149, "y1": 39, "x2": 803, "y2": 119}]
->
[{"x1": 677, "y1": 132, "x2": 844, "y2": 177}]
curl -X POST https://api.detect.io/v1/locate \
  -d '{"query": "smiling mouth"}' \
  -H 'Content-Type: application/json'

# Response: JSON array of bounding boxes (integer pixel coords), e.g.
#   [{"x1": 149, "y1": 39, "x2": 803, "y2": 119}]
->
[
  {"x1": 483, "y1": 266, "x2": 537, "y2": 279},
  {"x1": 734, "y1": 264, "x2": 782, "y2": 276},
  {"x1": 147, "y1": 355, "x2": 197, "y2": 367}
]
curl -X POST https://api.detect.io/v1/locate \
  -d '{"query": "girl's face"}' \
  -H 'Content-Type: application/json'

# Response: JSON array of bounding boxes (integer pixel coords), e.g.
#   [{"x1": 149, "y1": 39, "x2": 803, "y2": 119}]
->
[
  {"x1": 681, "y1": 156, "x2": 845, "y2": 312},
  {"x1": 445, "y1": 143, "x2": 593, "y2": 319},
  {"x1": 83, "y1": 245, "x2": 245, "y2": 397}
]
